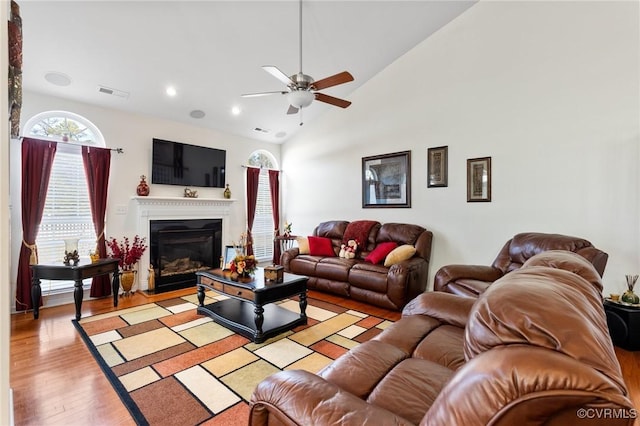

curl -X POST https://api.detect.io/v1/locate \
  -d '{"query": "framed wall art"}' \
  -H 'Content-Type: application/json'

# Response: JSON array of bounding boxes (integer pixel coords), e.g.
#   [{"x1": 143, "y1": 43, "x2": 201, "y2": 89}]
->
[
  {"x1": 427, "y1": 146, "x2": 448, "y2": 187},
  {"x1": 467, "y1": 156, "x2": 491, "y2": 202},
  {"x1": 362, "y1": 151, "x2": 411, "y2": 208}
]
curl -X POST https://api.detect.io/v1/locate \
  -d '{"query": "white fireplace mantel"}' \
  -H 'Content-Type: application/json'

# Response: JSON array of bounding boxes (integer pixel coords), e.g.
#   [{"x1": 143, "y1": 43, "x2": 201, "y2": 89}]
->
[{"x1": 129, "y1": 196, "x2": 235, "y2": 290}]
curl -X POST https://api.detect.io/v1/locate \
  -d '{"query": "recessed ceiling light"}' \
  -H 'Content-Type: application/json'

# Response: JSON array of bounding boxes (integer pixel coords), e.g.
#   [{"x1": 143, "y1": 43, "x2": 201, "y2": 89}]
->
[
  {"x1": 165, "y1": 86, "x2": 177, "y2": 97},
  {"x1": 189, "y1": 110, "x2": 205, "y2": 119},
  {"x1": 231, "y1": 106, "x2": 241, "y2": 116},
  {"x1": 44, "y1": 71, "x2": 71, "y2": 87}
]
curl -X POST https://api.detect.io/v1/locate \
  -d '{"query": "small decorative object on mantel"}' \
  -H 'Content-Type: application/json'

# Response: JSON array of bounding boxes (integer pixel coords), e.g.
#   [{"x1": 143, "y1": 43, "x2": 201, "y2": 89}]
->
[
  {"x1": 264, "y1": 264, "x2": 284, "y2": 283},
  {"x1": 223, "y1": 183, "x2": 231, "y2": 199},
  {"x1": 106, "y1": 235, "x2": 148, "y2": 296},
  {"x1": 136, "y1": 175, "x2": 150, "y2": 196},
  {"x1": 63, "y1": 238, "x2": 80, "y2": 265},
  {"x1": 622, "y1": 274, "x2": 639, "y2": 304},
  {"x1": 184, "y1": 187, "x2": 198, "y2": 198}
]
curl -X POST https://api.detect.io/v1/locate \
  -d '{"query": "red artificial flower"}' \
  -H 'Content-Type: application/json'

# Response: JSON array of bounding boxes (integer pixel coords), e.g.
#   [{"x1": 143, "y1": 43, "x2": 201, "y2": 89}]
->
[{"x1": 106, "y1": 235, "x2": 147, "y2": 270}]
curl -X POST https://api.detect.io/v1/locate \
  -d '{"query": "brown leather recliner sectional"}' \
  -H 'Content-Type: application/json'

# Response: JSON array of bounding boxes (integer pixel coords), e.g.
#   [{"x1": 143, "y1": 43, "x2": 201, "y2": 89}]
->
[
  {"x1": 281, "y1": 220, "x2": 433, "y2": 310},
  {"x1": 250, "y1": 251, "x2": 635, "y2": 425},
  {"x1": 434, "y1": 232, "x2": 608, "y2": 298}
]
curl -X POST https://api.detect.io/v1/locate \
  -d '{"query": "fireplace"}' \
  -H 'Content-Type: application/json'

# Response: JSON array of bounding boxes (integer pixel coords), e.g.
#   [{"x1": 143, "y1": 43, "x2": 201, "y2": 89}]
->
[
  {"x1": 130, "y1": 196, "x2": 234, "y2": 291},
  {"x1": 150, "y1": 219, "x2": 222, "y2": 292}
]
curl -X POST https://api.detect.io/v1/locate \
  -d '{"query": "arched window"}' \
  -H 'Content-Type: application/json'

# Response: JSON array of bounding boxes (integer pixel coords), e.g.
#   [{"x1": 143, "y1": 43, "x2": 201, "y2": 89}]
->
[
  {"x1": 24, "y1": 111, "x2": 105, "y2": 292},
  {"x1": 247, "y1": 150, "x2": 278, "y2": 262}
]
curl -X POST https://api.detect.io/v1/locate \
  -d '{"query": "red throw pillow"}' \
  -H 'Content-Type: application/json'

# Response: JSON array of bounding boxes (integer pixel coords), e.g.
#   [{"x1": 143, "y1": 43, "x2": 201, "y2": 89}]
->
[
  {"x1": 308, "y1": 236, "x2": 336, "y2": 257},
  {"x1": 365, "y1": 242, "x2": 398, "y2": 264}
]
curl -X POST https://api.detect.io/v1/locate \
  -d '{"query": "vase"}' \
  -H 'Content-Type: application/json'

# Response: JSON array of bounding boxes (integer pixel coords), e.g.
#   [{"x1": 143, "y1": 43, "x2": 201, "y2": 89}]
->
[
  {"x1": 120, "y1": 270, "x2": 137, "y2": 296},
  {"x1": 223, "y1": 184, "x2": 231, "y2": 199},
  {"x1": 622, "y1": 274, "x2": 639, "y2": 304},
  {"x1": 136, "y1": 175, "x2": 150, "y2": 196}
]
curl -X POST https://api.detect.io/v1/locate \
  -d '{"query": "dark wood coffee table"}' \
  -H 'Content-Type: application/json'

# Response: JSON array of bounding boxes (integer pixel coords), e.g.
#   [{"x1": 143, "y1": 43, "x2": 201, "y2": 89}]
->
[{"x1": 196, "y1": 268, "x2": 308, "y2": 343}]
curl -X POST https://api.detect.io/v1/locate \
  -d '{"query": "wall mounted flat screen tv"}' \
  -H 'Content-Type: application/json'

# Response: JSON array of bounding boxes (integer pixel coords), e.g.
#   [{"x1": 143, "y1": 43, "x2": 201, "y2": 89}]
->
[{"x1": 151, "y1": 138, "x2": 226, "y2": 188}]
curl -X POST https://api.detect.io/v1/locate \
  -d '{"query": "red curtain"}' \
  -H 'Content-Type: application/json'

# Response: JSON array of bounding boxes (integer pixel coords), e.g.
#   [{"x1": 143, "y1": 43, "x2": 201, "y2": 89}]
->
[
  {"x1": 268, "y1": 170, "x2": 281, "y2": 264},
  {"x1": 82, "y1": 146, "x2": 112, "y2": 297},
  {"x1": 16, "y1": 138, "x2": 57, "y2": 311},
  {"x1": 245, "y1": 167, "x2": 260, "y2": 256}
]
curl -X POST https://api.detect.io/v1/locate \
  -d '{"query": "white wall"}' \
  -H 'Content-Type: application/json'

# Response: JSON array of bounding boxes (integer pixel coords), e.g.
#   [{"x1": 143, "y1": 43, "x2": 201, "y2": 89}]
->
[
  {"x1": 10, "y1": 91, "x2": 281, "y2": 310},
  {"x1": 282, "y1": 1, "x2": 640, "y2": 296}
]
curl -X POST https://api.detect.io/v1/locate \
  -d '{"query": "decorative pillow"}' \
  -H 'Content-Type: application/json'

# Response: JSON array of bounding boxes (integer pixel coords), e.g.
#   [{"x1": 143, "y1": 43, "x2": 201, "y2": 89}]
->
[
  {"x1": 365, "y1": 242, "x2": 398, "y2": 264},
  {"x1": 384, "y1": 244, "x2": 416, "y2": 267},
  {"x1": 296, "y1": 236, "x2": 310, "y2": 255},
  {"x1": 308, "y1": 236, "x2": 336, "y2": 257}
]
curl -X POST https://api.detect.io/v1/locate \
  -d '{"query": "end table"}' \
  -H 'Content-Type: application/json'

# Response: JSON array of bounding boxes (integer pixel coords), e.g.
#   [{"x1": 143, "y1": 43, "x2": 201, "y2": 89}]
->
[
  {"x1": 30, "y1": 258, "x2": 121, "y2": 321},
  {"x1": 604, "y1": 299, "x2": 640, "y2": 351}
]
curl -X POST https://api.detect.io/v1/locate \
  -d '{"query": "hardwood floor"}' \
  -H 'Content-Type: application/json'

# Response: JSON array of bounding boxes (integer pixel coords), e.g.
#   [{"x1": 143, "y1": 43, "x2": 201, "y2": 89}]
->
[{"x1": 10, "y1": 289, "x2": 639, "y2": 425}]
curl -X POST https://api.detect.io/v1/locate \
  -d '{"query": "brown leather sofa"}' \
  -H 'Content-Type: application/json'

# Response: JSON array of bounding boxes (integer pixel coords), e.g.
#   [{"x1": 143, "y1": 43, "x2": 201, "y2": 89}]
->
[
  {"x1": 434, "y1": 232, "x2": 608, "y2": 298},
  {"x1": 250, "y1": 251, "x2": 635, "y2": 425},
  {"x1": 281, "y1": 220, "x2": 433, "y2": 310}
]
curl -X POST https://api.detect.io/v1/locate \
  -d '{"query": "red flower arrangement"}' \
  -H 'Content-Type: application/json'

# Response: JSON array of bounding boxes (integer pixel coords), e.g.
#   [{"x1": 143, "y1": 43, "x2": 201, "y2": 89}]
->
[{"x1": 106, "y1": 235, "x2": 147, "y2": 270}]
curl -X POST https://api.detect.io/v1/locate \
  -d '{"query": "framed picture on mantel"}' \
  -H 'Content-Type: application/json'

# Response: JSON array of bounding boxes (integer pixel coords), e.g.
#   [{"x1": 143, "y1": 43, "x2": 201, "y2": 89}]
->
[{"x1": 362, "y1": 151, "x2": 411, "y2": 208}]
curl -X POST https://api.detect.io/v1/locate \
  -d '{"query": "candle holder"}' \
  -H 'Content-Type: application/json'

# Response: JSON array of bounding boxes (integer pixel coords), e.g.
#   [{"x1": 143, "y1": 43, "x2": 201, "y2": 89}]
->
[{"x1": 63, "y1": 238, "x2": 80, "y2": 265}]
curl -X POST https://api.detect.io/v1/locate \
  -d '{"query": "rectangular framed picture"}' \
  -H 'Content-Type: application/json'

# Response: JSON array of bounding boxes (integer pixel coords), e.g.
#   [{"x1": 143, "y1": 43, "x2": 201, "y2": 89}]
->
[
  {"x1": 362, "y1": 150, "x2": 411, "y2": 208},
  {"x1": 467, "y1": 156, "x2": 491, "y2": 202},
  {"x1": 223, "y1": 245, "x2": 236, "y2": 269},
  {"x1": 427, "y1": 146, "x2": 448, "y2": 187}
]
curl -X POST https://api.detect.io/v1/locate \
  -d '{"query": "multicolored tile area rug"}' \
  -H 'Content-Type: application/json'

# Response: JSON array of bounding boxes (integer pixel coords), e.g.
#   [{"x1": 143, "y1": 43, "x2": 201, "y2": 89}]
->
[{"x1": 72, "y1": 291, "x2": 393, "y2": 426}]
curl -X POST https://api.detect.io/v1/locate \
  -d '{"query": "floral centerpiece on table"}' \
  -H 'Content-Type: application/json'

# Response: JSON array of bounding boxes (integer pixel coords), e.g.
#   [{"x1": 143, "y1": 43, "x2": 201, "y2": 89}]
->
[
  {"x1": 229, "y1": 254, "x2": 257, "y2": 278},
  {"x1": 229, "y1": 232, "x2": 257, "y2": 278},
  {"x1": 106, "y1": 235, "x2": 148, "y2": 271}
]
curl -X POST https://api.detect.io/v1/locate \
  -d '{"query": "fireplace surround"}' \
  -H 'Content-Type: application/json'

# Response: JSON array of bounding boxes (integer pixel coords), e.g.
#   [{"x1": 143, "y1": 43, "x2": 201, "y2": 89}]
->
[{"x1": 130, "y1": 196, "x2": 234, "y2": 291}]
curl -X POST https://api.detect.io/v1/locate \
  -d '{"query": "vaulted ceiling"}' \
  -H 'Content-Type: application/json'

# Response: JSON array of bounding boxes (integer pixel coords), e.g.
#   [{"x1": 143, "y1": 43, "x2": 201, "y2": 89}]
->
[{"x1": 19, "y1": 1, "x2": 476, "y2": 143}]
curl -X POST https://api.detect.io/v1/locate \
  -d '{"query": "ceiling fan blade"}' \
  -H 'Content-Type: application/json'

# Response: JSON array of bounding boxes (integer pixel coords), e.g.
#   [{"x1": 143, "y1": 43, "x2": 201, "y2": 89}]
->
[
  {"x1": 315, "y1": 92, "x2": 352, "y2": 108},
  {"x1": 262, "y1": 65, "x2": 294, "y2": 86},
  {"x1": 287, "y1": 105, "x2": 299, "y2": 115},
  {"x1": 241, "y1": 90, "x2": 287, "y2": 98},
  {"x1": 312, "y1": 71, "x2": 354, "y2": 91}
]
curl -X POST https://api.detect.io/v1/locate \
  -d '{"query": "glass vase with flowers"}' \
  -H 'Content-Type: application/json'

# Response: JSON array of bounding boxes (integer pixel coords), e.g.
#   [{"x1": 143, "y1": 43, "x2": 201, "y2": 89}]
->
[
  {"x1": 229, "y1": 232, "x2": 257, "y2": 279},
  {"x1": 106, "y1": 235, "x2": 147, "y2": 295}
]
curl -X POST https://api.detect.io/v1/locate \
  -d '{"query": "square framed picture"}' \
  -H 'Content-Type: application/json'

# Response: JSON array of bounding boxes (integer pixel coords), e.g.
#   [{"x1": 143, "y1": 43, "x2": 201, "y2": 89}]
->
[
  {"x1": 427, "y1": 146, "x2": 448, "y2": 187},
  {"x1": 467, "y1": 157, "x2": 491, "y2": 202},
  {"x1": 362, "y1": 151, "x2": 411, "y2": 208}
]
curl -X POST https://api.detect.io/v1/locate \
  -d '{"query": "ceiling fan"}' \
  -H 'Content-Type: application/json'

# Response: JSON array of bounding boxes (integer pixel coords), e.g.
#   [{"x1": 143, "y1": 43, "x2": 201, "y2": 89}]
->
[{"x1": 241, "y1": 0, "x2": 354, "y2": 120}]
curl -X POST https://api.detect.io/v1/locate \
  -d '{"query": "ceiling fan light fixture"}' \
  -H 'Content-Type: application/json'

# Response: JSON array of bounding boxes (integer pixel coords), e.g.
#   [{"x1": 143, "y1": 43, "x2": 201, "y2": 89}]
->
[{"x1": 287, "y1": 90, "x2": 314, "y2": 109}]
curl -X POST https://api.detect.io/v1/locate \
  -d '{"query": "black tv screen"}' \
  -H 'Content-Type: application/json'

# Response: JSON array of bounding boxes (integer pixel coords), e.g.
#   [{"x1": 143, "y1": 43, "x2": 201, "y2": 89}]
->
[{"x1": 151, "y1": 138, "x2": 226, "y2": 188}]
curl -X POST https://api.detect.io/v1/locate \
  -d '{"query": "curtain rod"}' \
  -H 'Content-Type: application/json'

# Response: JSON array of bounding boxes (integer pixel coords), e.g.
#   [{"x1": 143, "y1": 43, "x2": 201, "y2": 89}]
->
[
  {"x1": 18, "y1": 136, "x2": 124, "y2": 153},
  {"x1": 241, "y1": 165, "x2": 282, "y2": 172}
]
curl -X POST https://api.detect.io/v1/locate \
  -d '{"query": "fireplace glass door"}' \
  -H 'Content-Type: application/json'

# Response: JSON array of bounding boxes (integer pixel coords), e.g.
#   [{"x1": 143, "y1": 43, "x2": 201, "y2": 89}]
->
[{"x1": 150, "y1": 219, "x2": 222, "y2": 292}]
